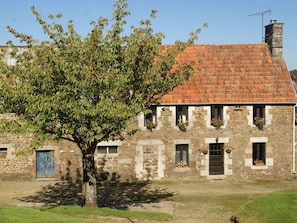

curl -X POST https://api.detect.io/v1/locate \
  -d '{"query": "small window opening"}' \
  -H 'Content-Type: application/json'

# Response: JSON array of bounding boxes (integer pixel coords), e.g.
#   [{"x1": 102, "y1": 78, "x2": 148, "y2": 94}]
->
[
  {"x1": 253, "y1": 143, "x2": 266, "y2": 166},
  {"x1": 0, "y1": 148, "x2": 7, "y2": 158},
  {"x1": 97, "y1": 146, "x2": 118, "y2": 154},
  {"x1": 176, "y1": 144, "x2": 189, "y2": 167}
]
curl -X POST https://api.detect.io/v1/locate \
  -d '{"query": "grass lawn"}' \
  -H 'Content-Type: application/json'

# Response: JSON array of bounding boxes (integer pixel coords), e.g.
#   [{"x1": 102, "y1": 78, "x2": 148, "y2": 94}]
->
[
  {"x1": 235, "y1": 189, "x2": 297, "y2": 223},
  {"x1": 2, "y1": 179, "x2": 297, "y2": 222},
  {"x1": 0, "y1": 204, "x2": 172, "y2": 223}
]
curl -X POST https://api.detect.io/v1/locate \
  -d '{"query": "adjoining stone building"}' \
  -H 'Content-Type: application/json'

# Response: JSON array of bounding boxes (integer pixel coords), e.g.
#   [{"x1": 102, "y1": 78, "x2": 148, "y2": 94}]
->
[{"x1": 1, "y1": 20, "x2": 297, "y2": 181}]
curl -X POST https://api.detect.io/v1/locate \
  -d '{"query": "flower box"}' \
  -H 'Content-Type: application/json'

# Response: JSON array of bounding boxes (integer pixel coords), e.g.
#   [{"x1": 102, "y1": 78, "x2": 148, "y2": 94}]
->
[
  {"x1": 146, "y1": 120, "x2": 157, "y2": 131},
  {"x1": 211, "y1": 118, "x2": 223, "y2": 129},
  {"x1": 177, "y1": 122, "x2": 187, "y2": 132},
  {"x1": 254, "y1": 159, "x2": 264, "y2": 166},
  {"x1": 254, "y1": 117, "x2": 265, "y2": 130}
]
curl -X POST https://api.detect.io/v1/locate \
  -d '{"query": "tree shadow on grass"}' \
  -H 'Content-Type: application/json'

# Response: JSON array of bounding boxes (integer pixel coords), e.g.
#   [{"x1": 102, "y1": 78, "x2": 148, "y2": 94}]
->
[
  {"x1": 17, "y1": 179, "x2": 175, "y2": 209},
  {"x1": 97, "y1": 180, "x2": 175, "y2": 209},
  {"x1": 17, "y1": 180, "x2": 82, "y2": 206},
  {"x1": 18, "y1": 157, "x2": 175, "y2": 208}
]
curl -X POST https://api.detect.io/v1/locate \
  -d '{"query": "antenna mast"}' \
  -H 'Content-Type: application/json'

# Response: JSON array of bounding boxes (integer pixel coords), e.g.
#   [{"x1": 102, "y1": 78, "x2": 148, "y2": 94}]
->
[{"x1": 249, "y1": 10, "x2": 271, "y2": 42}]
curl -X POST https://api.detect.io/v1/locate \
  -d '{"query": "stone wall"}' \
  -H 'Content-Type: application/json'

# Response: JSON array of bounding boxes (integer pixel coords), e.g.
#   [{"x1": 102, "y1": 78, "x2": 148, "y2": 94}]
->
[
  {"x1": 0, "y1": 122, "x2": 83, "y2": 181},
  {"x1": 110, "y1": 104, "x2": 295, "y2": 180},
  {"x1": 0, "y1": 104, "x2": 295, "y2": 181},
  {"x1": 0, "y1": 127, "x2": 34, "y2": 180}
]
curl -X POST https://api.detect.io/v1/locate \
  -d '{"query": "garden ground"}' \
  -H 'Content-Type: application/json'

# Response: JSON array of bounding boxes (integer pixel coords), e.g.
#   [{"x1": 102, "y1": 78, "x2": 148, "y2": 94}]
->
[{"x1": 1, "y1": 178, "x2": 297, "y2": 222}]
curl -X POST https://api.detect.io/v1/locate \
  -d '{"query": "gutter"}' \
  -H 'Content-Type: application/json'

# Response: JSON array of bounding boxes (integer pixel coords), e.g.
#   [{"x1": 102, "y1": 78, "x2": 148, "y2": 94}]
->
[{"x1": 293, "y1": 105, "x2": 296, "y2": 174}]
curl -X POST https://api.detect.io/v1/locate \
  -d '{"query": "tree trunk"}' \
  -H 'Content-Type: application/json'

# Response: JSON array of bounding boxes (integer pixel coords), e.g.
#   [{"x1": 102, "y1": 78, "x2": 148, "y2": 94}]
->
[{"x1": 82, "y1": 153, "x2": 97, "y2": 207}]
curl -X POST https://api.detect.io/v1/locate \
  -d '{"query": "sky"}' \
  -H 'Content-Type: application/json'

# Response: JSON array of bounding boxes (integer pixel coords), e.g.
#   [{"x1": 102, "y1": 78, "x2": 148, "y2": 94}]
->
[{"x1": 1, "y1": 0, "x2": 296, "y2": 70}]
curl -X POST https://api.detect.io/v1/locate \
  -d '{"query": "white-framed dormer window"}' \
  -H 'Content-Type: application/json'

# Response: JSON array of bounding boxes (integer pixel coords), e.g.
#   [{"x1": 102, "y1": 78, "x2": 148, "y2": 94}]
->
[
  {"x1": 211, "y1": 105, "x2": 224, "y2": 127},
  {"x1": 253, "y1": 105, "x2": 265, "y2": 128},
  {"x1": 204, "y1": 105, "x2": 229, "y2": 128},
  {"x1": 144, "y1": 105, "x2": 157, "y2": 130},
  {"x1": 253, "y1": 105, "x2": 265, "y2": 119},
  {"x1": 176, "y1": 106, "x2": 188, "y2": 125}
]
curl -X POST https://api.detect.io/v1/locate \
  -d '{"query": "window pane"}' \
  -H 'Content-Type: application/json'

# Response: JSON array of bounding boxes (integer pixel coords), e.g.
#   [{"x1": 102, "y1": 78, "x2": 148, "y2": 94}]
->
[
  {"x1": 176, "y1": 106, "x2": 188, "y2": 124},
  {"x1": 253, "y1": 105, "x2": 265, "y2": 118},
  {"x1": 98, "y1": 146, "x2": 107, "y2": 154},
  {"x1": 176, "y1": 144, "x2": 189, "y2": 166},
  {"x1": 211, "y1": 105, "x2": 223, "y2": 119},
  {"x1": 108, "y1": 146, "x2": 118, "y2": 154},
  {"x1": 176, "y1": 150, "x2": 181, "y2": 165},
  {"x1": 182, "y1": 150, "x2": 188, "y2": 164}
]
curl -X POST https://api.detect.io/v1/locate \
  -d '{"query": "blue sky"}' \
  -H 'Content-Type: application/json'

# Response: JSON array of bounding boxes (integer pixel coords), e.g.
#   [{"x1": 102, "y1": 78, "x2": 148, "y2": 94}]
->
[{"x1": 1, "y1": 0, "x2": 296, "y2": 70}]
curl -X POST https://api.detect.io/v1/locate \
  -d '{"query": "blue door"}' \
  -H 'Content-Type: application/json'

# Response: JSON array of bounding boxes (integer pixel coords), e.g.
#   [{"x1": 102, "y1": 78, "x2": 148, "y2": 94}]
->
[{"x1": 36, "y1": 150, "x2": 54, "y2": 178}]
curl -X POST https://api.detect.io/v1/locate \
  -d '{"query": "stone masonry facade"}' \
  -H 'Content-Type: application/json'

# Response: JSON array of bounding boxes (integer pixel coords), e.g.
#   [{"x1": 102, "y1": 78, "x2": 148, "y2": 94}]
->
[
  {"x1": 0, "y1": 104, "x2": 296, "y2": 181},
  {"x1": 94, "y1": 104, "x2": 296, "y2": 181}
]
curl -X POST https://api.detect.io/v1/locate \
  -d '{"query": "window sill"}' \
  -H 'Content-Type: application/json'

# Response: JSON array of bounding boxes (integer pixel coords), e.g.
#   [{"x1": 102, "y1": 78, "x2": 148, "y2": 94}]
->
[
  {"x1": 173, "y1": 167, "x2": 191, "y2": 172},
  {"x1": 251, "y1": 165, "x2": 267, "y2": 170},
  {"x1": 97, "y1": 154, "x2": 118, "y2": 157}
]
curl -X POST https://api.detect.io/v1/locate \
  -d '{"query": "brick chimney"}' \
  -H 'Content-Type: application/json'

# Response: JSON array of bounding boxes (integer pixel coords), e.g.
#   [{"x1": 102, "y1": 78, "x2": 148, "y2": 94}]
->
[{"x1": 265, "y1": 20, "x2": 283, "y2": 59}]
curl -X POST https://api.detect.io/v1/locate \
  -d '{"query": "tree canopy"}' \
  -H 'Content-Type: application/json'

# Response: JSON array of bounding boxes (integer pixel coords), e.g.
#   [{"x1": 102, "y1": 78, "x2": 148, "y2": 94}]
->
[
  {"x1": 290, "y1": 69, "x2": 297, "y2": 75},
  {"x1": 0, "y1": 0, "x2": 204, "y2": 206}
]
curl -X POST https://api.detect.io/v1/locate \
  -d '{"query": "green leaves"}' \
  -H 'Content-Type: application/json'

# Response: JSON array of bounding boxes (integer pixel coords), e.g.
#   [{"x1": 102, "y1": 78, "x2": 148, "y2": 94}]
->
[{"x1": 0, "y1": 0, "x2": 202, "y2": 151}]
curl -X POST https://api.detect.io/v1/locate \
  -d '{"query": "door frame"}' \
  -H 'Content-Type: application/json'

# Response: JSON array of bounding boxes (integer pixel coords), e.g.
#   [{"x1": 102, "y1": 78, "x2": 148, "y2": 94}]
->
[
  {"x1": 35, "y1": 146, "x2": 57, "y2": 178},
  {"x1": 209, "y1": 143, "x2": 224, "y2": 175}
]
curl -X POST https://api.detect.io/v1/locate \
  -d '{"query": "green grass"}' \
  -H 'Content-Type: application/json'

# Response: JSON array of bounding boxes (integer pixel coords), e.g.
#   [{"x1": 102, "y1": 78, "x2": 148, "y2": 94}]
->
[
  {"x1": 0, "y1": 204, "x2": 171, "y2": 223},
  {"x1": 236, "y1": 189, "x2": 297, "y2": 223}
]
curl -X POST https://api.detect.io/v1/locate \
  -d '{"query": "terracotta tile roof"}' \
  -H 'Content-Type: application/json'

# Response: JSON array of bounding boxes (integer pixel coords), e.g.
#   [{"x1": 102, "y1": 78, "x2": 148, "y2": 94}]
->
[{"x1": 161, "y1": 44, "x2": 297, "y2": 104}]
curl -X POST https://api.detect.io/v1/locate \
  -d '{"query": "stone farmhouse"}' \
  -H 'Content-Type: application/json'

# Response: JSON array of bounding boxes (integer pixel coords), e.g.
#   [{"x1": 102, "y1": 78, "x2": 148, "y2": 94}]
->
[{"x1": 0, "y1": 20, "x2": 297, "y2": 181}]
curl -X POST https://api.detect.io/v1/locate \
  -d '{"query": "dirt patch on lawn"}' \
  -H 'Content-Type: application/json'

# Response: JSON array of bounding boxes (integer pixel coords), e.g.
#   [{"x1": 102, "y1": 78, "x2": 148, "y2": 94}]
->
[
  {"x1": 1, "y1": 178, "x2": 297, "y2": 223},
  {"x1": 0, "y1": 180, "x2": 55, "y2": 207}
]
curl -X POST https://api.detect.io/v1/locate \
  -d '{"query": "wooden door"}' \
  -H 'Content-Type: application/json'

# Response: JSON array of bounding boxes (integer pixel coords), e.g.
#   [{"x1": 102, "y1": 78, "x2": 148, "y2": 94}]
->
[
  {"x1": 209, "y1": 143, "x2": 224, "y2": 175},
  {"x1": 36, "y1": 150, "x2": 54, "y2": 178}
]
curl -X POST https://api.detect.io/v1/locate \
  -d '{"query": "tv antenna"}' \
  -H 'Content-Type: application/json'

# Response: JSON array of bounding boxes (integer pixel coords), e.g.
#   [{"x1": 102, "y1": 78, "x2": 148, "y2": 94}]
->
[{"x1": 249, "y1": 10, "x2": 271, "y2": 42}]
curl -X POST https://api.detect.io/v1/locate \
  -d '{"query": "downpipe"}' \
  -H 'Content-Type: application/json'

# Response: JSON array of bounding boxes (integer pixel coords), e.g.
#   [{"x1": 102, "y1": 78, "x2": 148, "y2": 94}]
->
[{"x1": 292, "y1": 105, "x2": 296, "y2": 174}]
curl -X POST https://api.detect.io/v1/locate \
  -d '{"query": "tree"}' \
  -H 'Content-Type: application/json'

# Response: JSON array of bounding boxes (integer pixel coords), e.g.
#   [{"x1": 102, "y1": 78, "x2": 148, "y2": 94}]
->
[
  {"x1": 0, "y1": 0, "x2": 203, "y2": 207},
  {"x1": 290, "y1": 69, "x2": 297, "y2": 75}
]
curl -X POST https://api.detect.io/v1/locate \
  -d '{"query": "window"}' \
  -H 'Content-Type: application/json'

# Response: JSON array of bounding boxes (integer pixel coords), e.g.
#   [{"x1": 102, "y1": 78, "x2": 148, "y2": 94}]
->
[
  {"x1": 211, "y1": 105, "x2": 224, "y2": 127},
  {"x1": 176, "y1": 144, "x2": 189, "y2": 167},
  {"x1": 0, "y1": 148, "x2": 7, "y2": 158},
  {"x1": 253, "y1": 105, "x2": 265, "y2": 129},
  {"x1": 97, "y1": 146, "x2": 118, "y2": 154},
  {"x1": 145, "y1": 106, "x2": 157, "y2": 129},
  {"x1": 176, "y1": 106, "x2": 188, "y2": 125},
  {"x1": 211, "y1": 105, "x2": 223, "y2": 120},
  {"x1": 253, "y1": 143, "x2": 266, "y2": 166},
  {"x1": 253, "y1": 105, "x2": 265, "y2": 122}
]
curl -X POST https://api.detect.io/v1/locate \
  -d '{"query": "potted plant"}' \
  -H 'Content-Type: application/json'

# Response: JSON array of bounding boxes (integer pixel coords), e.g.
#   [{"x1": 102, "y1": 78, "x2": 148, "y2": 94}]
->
[
  {"x1": 176, "y1": 160, "x2": 187, "y2": 168},
  {"x1": 177, "y1": 122, "x2": 187, "y2": 132},
  {"x1": 146, "y1": 120, "x2": 157, "y2": 131},
  {"x1": 225, "y1": 148, "x2": 232, "y2": 154},
  {"x1": 0, "y1": 153, "x2": 6, "y2": 158},
  {"x1": 201, "y1": 148, "x2": 208, "y2": 155},
  {"x1": 254, "y1": 159, "x2": 264, "y2": 166},
  {"x1": 211, "y1": 118, "x2": 224, "y2": 129},
  {"x1": 254, "y1": 117, "x2": 265, "y2": 130}
]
